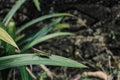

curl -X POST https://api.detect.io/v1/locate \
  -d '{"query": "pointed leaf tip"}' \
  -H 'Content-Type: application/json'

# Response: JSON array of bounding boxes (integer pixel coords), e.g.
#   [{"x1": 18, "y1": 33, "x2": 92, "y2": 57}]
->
[{"x1": 0, "y1": 27, "x2": 19, "y2": 49}]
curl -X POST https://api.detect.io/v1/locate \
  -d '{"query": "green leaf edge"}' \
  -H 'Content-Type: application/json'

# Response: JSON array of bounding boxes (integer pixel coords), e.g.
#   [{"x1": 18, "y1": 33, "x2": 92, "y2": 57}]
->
[{"x1": 0, "y1": 54, "x2": 88, "y2": 70}]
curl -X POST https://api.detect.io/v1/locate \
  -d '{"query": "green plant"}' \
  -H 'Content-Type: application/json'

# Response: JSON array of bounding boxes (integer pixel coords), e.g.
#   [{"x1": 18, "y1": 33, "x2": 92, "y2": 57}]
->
[{"x1": 0, "y1": 0, "x2": 87, "y2": 80}]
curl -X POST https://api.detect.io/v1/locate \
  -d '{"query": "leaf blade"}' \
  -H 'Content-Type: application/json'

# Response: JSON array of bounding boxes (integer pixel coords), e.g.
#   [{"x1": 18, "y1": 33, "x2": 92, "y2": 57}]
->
[
  {"x1": 17, "y1": 13, "x2": 74, "y2": 34},
  {"x1": 0, "y1": 54, "x2": 88, "y2": 70},
  {"x1": 22, "y1": 32, "x2": 74, "y2": 52},
  {"x1": 19, "y1": 66, "x2": 29, "y2": 80},
  {"x1": 21, "y1": 17, "x2": 62, "y2": 44},
  {"x1": 2, "y1": 0, "x2": 25, "y2": 26},
  {"x1": 0, "y1": 27, "x2": 19, "y2": 49},
  {"x1": 33, "y1": 0, "x2": 41, "y2": 11}
]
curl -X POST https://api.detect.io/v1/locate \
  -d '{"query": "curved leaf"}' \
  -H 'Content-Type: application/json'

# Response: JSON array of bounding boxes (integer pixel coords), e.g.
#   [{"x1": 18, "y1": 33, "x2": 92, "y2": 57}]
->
[
  {"x1": 22, "y1": 32, "x2": 74, "y2": 52},
  {"x1": 2, "y1": 0, "x2": 25, "y2": 26},
  {"x1": 0, "y1": 54, "x2": 88, "y2": 70},
  {"x1": 20, "y1": 17, "x2": 62, "y2": 44},
  {"x1": 17, "y1": 13, "x2": 74, "y2": 34},
  {"x1": 0, "y1": 27, "x2": 18, "y2": 49}
]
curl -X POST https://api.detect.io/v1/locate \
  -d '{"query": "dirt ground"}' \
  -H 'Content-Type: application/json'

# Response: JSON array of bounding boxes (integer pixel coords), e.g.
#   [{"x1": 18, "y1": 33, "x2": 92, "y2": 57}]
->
[{"x1": 0, "y1": 0, "x2": 120, "y2": 80}]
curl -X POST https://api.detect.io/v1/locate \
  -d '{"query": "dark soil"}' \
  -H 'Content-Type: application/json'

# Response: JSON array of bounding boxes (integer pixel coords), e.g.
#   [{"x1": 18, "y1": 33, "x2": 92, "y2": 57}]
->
[{"x1": 0, "y1": 0, "x2": 120, "y2": 80}]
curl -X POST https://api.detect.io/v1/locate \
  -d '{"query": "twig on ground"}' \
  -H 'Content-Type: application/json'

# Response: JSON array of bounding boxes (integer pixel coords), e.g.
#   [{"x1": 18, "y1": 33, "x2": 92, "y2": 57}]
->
[
  {"x1": 26, "y1": 67, "x2": 37, "y2": 79},
  {"x1": 83, "y1": 71, "x2": 108, "y2": 80},
  {"x1": 39, "y1": 64, "x2": 55, "y2": 79}
]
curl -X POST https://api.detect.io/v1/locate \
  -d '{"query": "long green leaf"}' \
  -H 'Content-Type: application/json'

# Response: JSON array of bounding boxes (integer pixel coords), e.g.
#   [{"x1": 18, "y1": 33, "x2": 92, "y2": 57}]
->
[
  {"x1": 2, "y1": 0, "x2": 25, "y2": 26},
  {"x1": 31, "y1": 17, "x2": 62, "y2": 41},
  {"x1": 33, "y1": 0, "x2": 41, "y2": 11},
  {"x1": 0, "y1": 27, "x2": 18, "y2": 49},
  {"x1": 20, "y1": 17, "x2": 62, "y2": 44},
  {"x1": 22, "y1": 32, "x2": 74, "y2": 52},
  {"x1": 0, "y1": 54, "x2": 87, "y2": 70},
  {"x1": 17, "y1": 13, "x2": 74, "y2": 34},
  {"x1": 19, "y1": 66, "x2": 29, "y2": 80}
]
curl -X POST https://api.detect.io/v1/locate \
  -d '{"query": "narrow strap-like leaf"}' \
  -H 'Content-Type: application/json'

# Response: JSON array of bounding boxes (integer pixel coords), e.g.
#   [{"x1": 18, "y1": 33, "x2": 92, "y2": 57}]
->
[
  {"x1": 2, "y1": 0, "x2": 26, "y2": 26},
  {"x1": 17, "y1": 13, "x2": 74, "y2": 34},
  {"x1": 22, "y1": 32, "x2": 74, "y2": 52},
  {"x1": 0, "y1": 54, "x2": 88, "y2": 70},
  {"x1": 19, "y1": 66, "x2": 29, "y2": 80},
  {"x1": 20, "y1": 17, "x2": 62, "y2": 44}
]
